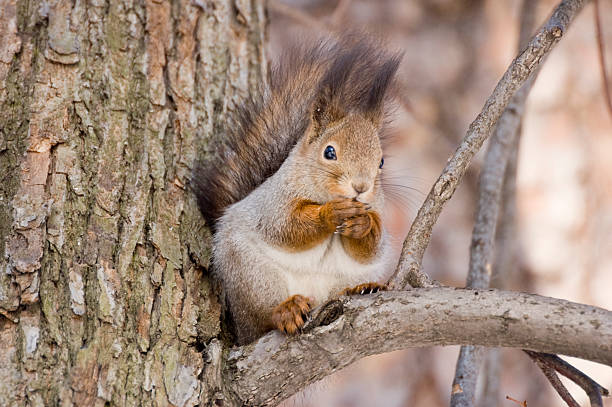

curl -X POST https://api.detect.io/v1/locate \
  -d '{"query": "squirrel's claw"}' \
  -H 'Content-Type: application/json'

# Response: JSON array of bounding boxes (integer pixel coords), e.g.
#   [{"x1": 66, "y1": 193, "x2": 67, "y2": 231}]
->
[
  {"x1": 271, "y1": 295, "x2": 313, "y2": 335},
  {"x1": 341, "y1": 282, "x2": 386, "y2": 296}
]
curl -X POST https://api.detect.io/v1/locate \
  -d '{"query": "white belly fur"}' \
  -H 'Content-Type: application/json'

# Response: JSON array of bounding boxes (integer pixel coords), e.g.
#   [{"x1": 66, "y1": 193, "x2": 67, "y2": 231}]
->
[{"x1": 254, "y1": 232, "x2": 391, "y2": 303}]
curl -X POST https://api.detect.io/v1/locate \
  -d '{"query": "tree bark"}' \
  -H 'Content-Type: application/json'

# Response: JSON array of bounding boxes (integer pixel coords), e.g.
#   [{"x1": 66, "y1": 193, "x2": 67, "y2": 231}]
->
[{"x1": 0, "y1": 0, "x2": 266, "y2": 405}]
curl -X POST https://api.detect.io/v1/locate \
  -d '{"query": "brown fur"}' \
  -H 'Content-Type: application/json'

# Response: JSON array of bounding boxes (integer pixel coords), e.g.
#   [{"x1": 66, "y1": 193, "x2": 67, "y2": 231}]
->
[
  {"x1": 277, "y1": 199, "x2": 381, "y2": 260},
  {"x1": 271, "y1": 295, "x2": 313, "y2": 334},
  {"x1": 341, "y1": 211, "x2": 383, "y2": 263},
  {"x1": 279, "y1": 200, "x2": 331, "y2": 251}
]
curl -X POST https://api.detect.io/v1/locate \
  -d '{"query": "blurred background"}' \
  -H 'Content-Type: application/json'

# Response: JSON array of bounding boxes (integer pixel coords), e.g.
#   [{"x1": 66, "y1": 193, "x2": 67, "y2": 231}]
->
[{"x1": 267, "y1": 0, "x2": 612, "y2": 406}]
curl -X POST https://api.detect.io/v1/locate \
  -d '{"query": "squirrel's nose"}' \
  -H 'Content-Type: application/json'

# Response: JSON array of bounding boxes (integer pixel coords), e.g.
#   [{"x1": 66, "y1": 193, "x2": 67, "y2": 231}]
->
[{"x1": 352, "y1": 181, "x2": 370, "y2": 194}]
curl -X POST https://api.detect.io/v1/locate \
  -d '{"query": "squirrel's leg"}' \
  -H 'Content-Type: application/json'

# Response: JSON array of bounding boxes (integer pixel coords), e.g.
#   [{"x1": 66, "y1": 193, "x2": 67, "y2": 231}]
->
[
  {"x1": 266, "y1": 200, "x2": 328, "y2": 334},
  {"x1": 341, "y1": 282, "x2": 386, "y2": 295},
  {"x1": 268, "y1": 199, "x2": 371, "y2": 334}
]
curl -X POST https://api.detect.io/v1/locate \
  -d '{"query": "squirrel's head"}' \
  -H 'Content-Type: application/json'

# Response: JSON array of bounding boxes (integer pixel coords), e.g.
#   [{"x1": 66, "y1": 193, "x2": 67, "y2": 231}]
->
[
  {"x1": 297, "y1": 40, "x2": 401, "y2": 204},
  {"x1": 301, "y1": 113, "x2": 384, "y2": 204}
]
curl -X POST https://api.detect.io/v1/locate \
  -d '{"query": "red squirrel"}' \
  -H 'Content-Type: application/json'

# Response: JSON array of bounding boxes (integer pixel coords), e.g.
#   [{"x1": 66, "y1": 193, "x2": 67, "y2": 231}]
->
[{"x1": 193, "y1": 36, "x2": 401, "y2": 344}]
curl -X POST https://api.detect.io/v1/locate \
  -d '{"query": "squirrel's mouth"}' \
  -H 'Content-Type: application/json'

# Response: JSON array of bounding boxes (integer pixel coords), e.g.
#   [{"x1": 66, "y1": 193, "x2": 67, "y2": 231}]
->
[
  {"x1": 336, "y1": 193, "x2": 371, "y2": 205},
  {"x1": 330, "y1": 191, "x2": 373, "y2": 204}
]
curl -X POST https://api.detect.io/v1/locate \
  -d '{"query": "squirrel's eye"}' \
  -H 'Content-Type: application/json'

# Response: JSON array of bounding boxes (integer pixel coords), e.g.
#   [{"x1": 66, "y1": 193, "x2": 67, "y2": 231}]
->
[
  {"x1": 324, "y1": 145, "x2": 337, "y2": 160},
  {"x1": 379, "y1": 157, "x2": 384, "y2": 169}
]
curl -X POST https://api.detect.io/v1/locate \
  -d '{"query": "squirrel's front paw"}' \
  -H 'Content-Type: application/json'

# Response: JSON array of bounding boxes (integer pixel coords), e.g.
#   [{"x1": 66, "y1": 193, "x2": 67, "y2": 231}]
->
[
  {"x1": 341, "y1": 282, "x2": 386, "y2": 296},
  {"x1": 321, "y1": 199, "x2": 369, "y2": 231},
  {"x1": 271, "y1": 295, "x2": 313, "y2": 335},
  {"x1": 337, "y1": 213, "x2": 372, "y2": 239}
]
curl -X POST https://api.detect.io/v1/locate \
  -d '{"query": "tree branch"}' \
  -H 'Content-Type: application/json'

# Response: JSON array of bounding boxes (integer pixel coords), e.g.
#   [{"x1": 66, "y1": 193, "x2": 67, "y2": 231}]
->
[
  {"x1": 451, "y1": 346, "x2": 487, "y2": 407},
  {"x1": 388, "y1": 0, "x2": 589, "y2": 290},
  {"x1": 222, "y1": 288, "x2": 612, "y2": 406},
  {"x1": 494, "y1": 0, "x2": 538, "y2": 285}
]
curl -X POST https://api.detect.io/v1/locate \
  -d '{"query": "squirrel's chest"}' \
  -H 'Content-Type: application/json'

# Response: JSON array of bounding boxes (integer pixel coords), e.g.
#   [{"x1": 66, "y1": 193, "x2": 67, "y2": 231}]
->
[
  {"x1": 260, "y1": 235, "x2": 388, "y2": 300},
  {"x1": 266, "y1": 235, "x2": 355, "y2": 270}
]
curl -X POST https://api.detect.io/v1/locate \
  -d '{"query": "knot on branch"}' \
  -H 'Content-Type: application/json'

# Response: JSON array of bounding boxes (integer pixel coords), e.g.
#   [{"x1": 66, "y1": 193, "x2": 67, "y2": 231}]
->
[
  {"x1": 434, "y1": 173, "x2": 457, "y2": 200},
  {"x1": 303, "y1": 299, "x2": 344, "y2": 332},
  {"x1": 551, "y1": 26, "x2": 563, "y2": 38}
]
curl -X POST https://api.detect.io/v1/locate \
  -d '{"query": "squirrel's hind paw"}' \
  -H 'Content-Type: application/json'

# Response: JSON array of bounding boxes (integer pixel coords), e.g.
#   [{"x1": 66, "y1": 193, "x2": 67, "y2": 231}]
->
[
  {"x1": 271, "y1": 295, "x2": 313, "y2": 335},
  {"x1": 341, "y1": 282, "x2": 386, "y2": 296}
]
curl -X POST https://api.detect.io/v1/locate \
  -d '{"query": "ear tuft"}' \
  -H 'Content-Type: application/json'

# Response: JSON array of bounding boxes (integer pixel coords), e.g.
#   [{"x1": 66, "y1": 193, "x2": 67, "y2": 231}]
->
[
  {"x1": 311, "y1": 46, "x2": 363, "y2": 131},
  {"x1": 311, "y1": 89, "x2": 345, "y2": 133},
  {"x1": 309, "y1": 35, "x2": 402, "y2": 134},
  {"x1": 363, "y1": 53, "x2": 402, "y2": 120}
]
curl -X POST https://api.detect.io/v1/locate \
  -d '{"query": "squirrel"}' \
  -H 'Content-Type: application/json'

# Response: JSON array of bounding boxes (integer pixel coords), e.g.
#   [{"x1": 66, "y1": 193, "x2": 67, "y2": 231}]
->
[{"x1": 193, "y1": 36, "x2": 402, "y2": 344}]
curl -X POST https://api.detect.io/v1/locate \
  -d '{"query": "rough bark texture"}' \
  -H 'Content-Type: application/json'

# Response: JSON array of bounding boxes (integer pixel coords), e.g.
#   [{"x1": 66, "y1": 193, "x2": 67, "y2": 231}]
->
[{"x1": 0, "y1": 0, "x2": 266, "y2": 405}]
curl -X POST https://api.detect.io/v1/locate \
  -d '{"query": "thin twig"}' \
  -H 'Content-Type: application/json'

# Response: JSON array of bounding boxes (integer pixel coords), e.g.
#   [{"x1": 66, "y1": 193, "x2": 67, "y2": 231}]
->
[
  {"x1": 388, "y1": 0, "x2": 589, "y2": 291},
  {"x1": 594, "y1": 0, "x2": 612, "y2": 120},
  {"x1": 450, "y1": 346, "x2": 487, "y2": 407},
  {"x1": 525, "y1": 351, "x2": 609, "y2": 407},
  {"x1": 505, "y1": 395, "x2": 528, "y2": 407},
  {"x1": 493, "y1": 137, "x2": 521, "y2": 287},
  {"x1": 494, "y1": 0, "x2": 539, "y2": 287},
  {"x1": 526, "y1": 351, "x2": 581, "y2": 407}
]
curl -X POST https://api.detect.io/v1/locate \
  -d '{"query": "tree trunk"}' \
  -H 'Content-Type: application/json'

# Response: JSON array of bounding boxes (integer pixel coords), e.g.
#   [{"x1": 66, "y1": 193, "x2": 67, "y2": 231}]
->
[{"x1": 0, "y1": 0, "x2": 266, "y2": 405}]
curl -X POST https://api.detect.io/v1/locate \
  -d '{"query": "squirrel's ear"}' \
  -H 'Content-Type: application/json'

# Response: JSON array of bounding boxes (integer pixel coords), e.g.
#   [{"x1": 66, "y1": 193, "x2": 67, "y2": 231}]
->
[{"x1": 309, "y1": 88, "x2": 345, "y2": 139}]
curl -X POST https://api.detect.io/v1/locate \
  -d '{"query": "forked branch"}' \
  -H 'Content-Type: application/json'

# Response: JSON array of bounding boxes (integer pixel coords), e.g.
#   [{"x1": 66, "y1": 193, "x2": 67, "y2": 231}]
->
[
  {"x1": 451, "y1": 1, "x2": 541, "y2": 405},
  {"x1": 525, "y1": 351, "x2": 610, "y2": 407}
]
